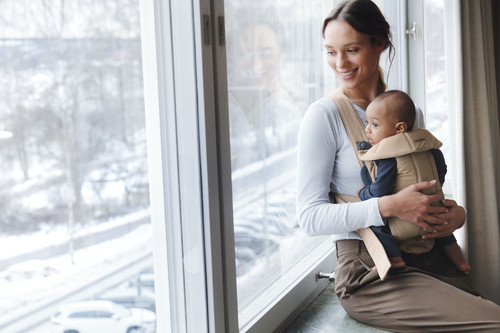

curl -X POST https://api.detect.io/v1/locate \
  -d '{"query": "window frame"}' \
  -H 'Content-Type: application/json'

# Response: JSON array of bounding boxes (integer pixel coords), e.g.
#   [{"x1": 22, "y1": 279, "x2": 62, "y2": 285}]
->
[
  {"x1": 142, "y1": 0, "x2": 467, "y2": 331},
  {"x1": 140, "y1": 0, "x2": 337, "y2": 332},
  {"x1": 139, "y1": 0, "x2": 178, "y2": 331},
  {"x1": 406, "y1": 0, "x2": 426, "y2": 112},
  {"x1": 381, "y1": 0, "x2": 409, "y2": 92},
  {"x1": 213, "y1": 0, "x2": 337, "y2": 331},
  {"x1": 140, "y1": 0, "x2": 459, "y2": 331},
  {"x1": 406, "y1": 0, "x2": 465, "y2": 246},
  {"x1": 140, "y1": 0, "x2": 237, "y2": 331},
  {"x1": 406, "y1": 0, "x2": 464, "y2": 198}
]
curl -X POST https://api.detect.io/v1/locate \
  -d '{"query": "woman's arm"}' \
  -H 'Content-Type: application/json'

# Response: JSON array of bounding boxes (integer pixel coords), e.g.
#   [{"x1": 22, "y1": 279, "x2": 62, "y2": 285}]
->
[{"x1": 297, "y1": 99, "x2": 385, "y2": 236}]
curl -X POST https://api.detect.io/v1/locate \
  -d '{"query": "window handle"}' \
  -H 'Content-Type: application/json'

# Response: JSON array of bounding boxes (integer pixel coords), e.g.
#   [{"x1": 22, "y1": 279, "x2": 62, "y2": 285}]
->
[
  {"x1": 203, "y1": 14, "x2": 211, "y2": 45},
  {"x1": 406, "y1": 21, "x2": 417, "y2": 40},
  {"x1": 316, "y1": 271, "x2": 335, "y2": 282},
  {"x1": 218, "y1": 16, "x2": 225, "y2": 46}
]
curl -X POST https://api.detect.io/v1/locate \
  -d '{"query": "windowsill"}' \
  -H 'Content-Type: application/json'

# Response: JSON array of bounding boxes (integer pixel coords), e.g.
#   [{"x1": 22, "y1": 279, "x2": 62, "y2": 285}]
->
[
  {"x1": 240, "y1": 236, "x2": 336, "y2": 332},
  {"x1": 282, "y1": 282, "x2": 390, "y2": 332}
]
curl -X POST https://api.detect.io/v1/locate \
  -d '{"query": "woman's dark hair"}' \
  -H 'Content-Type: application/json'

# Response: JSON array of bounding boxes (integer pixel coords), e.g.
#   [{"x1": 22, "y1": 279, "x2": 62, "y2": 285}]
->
[{"x1": 322, "y1": 0, "x2": 394, "y2": 93}]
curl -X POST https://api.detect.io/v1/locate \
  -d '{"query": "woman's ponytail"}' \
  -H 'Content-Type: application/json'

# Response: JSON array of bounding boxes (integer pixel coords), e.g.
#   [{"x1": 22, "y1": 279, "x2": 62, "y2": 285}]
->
[{"x1": 377, "y1": 66, "x2": 386, "y2": 94}]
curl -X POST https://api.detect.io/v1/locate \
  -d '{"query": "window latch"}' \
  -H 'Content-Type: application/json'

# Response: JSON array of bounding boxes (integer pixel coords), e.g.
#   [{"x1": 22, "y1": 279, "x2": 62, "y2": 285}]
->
[
  {"x1": 203, "y1": 14, "x2": 211, "y2": 45},
  {"x1": 406, "y1": 21, "x2": 417, "y2": 40},
  {"x1": 218, "y1": 16, "x2": 225, "y2": 46},
  {"x1": 316, "y1": 271, "x2": 335, "y2": 282}
]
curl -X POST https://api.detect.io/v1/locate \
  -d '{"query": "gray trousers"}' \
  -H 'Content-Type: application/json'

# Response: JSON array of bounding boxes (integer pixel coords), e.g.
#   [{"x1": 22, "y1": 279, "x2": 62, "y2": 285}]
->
[{"x1": 335, "y1": 239, "x2": 500, "y2": 332}]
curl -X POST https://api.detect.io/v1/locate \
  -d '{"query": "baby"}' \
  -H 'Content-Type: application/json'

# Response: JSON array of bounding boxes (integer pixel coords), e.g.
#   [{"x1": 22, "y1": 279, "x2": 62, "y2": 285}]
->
[{"x1": 357, "y1": 90, "x2": 471, "y2": 274}]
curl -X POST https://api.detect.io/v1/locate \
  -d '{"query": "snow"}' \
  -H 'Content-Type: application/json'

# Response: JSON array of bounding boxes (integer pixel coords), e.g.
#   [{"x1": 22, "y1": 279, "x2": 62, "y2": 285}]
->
[
  {"x1": 0, "y1": 209, "x2": 150, "y2": 261},
  {"x1": 0, "y1": 210, "x2": 153, "y2": 331}
]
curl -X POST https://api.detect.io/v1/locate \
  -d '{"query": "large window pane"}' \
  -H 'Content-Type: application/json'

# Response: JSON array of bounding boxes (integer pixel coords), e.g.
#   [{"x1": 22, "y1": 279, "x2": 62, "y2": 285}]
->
[
  {"x1": 224, "y1": 0, "x2": 333, "y2": 325},
  {"x1": 0, "y1": 1, "x2": 155, "y2": 332},
  {"x1": 223, "y1": 0, "x2": 404, "y2": 328},
  {"x1": 423, "y1": 0, "x2": 450, "y2": 163}
]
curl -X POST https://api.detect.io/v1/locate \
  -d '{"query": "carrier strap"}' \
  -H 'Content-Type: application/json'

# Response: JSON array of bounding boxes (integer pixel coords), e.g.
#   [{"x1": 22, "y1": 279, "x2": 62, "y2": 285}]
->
[
  {"x1": 330, "y1": 89, "x2": 391, "y2": 280},
  {"x1": 329, "y1": 90, "x2": 367, "y2": 167}
]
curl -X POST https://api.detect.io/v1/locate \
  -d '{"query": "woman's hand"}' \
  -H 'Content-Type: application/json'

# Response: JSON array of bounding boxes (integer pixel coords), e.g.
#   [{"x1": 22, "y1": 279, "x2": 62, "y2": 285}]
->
[
  {"x1": 422, "y1": 199, "x2": 466, "y2": 239},
  {"x1": 378, "y1": 180, "x2": 449, "y2": 232}
]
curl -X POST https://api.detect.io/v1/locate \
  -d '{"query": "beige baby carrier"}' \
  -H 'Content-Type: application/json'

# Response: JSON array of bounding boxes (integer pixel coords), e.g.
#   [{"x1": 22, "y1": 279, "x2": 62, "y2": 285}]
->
[
  {"x1": 330, "y1": 89, "x2": 443, "y2": 280},
  {"x1": 359, "y1": 127, "x2": 443, "y2": 254}
]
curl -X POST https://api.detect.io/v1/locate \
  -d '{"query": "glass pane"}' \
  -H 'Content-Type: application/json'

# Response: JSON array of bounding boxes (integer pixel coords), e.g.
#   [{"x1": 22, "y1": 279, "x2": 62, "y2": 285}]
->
[
  {"x1": 0, "y1": 1, "x2": 156, "y2": 332},
  {"x1": 423, "y1": 0, "x2": 449, "y2": 162},
  {"x1": 224, "y1": 0, "x2": 403, "y2": 327},
  {"x1": 224, "y1": 0, "x2": 332, "y2": 324}
]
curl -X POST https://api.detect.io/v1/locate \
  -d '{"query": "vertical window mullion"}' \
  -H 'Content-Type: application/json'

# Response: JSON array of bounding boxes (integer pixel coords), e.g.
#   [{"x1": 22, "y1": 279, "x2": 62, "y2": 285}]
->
[
  {"x1": 194, "y1": 0, "x2": 240, "y2": 332},
  {"x1": 381, "y1": 0, "x2": 408, "y2": 91},
  {"x1": 170, "y1": 0, "x2": 213, "y2": 332},
  {"x1": 201, "y1": 0, "x2": 240, "y2": 331},
  {"x1": 141, "y1": 0, "x2": 226, "y2": 332},
  {"x1": 140, "y1": 0, "x2": 186, "y2": 332},
  {"x1": 142, "y1": 0, "x2": 240, "y2": 330},
  {"x1": 443, "y1": 0, "x2": 465, "y2": 245}
]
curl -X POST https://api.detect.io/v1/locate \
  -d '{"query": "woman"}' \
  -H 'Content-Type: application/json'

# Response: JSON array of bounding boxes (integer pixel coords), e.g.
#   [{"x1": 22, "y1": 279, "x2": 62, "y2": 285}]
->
[{"x1": 296, "y1": 0, "x2": 500, "y2": 331}]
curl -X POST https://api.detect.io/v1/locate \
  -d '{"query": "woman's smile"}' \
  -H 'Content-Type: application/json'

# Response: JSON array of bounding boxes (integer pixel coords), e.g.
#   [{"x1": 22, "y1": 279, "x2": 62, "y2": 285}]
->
[{"x1": 338, "y1": 67, "x2": 359, "y2": 79}]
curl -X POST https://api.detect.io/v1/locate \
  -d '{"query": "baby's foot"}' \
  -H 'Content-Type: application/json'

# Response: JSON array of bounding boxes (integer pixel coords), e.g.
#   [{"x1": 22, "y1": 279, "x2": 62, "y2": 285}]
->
[
  {"x1": 390, "y1": 256, "x2": 406, "y2": 268},
  {"x1": 458, "y1": 263, "x2": 471, "y2": 275}
]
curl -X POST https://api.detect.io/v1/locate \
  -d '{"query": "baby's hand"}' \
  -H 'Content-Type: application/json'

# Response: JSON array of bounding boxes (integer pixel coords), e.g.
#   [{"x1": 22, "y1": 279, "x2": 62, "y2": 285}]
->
[{"x1": 357, "y1": 186, "x2": 365, "y2": 196}]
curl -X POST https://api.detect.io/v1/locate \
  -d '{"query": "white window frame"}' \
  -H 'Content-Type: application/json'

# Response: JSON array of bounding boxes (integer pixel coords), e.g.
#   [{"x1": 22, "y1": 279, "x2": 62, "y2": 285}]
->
[
  {"x1": 140, "y1": 0, "x2": 337, "y2": 332},
  {"x1": 406, "y1": 0, "x2": 426, "y2": 112},
  {"x1": 142, "y1": 0, "x2": 466, "y2": 331},
  {"x1": 406, "y1": 0, "x2": 464, "y2": 199},
  {"x1": 406, "y1": 0, "x2": 465, "y2": 245},
  {"x1": 380, "y1": 0, "x2": 408, "y2": 92}
]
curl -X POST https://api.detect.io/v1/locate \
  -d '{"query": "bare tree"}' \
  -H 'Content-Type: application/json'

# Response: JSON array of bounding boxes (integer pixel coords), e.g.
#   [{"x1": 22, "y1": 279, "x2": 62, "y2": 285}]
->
[{"x1": 0, "y1": 0, "x2": 147, "y2": 231}]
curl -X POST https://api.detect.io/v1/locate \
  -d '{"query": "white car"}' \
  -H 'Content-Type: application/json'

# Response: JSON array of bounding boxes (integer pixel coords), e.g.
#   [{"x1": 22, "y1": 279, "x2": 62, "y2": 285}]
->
[
  {"x1": 96, "y1": 286, "x2": 156, "y2": 312},
  {"x1": 50, "y1": 300, "x2": 156, "y2": 333},
  {"x1": 122, "y1": 273, "x2": 155, "y2": 292}
]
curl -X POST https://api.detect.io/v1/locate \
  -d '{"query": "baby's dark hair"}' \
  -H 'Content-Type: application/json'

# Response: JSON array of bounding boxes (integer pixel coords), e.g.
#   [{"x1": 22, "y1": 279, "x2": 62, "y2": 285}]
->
[{"x1": 376, "y1": 90, "x2": 416, "y2": 130}]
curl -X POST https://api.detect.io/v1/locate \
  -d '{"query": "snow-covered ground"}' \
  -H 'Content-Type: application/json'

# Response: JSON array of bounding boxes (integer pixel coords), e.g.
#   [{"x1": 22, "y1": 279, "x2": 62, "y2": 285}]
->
[
  {"x1": 0, "y1": 165, "x2": 326, "y2": 332},
  {"x1": 0, "y1": 209, "x2": 150, "y2": 262},
  {"x1": 0, "y1": 210, "x2": 153, "y2": 332}
]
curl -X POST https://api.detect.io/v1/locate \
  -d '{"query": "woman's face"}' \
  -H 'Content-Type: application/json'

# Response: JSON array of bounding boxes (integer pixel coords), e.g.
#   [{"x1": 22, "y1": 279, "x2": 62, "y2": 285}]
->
[
  {"x1": 232, "y1": 24, "x2": 281, "y2": 88},
  {"x1": 323, "y1": 20, "x2": 383, "y2": 92}
]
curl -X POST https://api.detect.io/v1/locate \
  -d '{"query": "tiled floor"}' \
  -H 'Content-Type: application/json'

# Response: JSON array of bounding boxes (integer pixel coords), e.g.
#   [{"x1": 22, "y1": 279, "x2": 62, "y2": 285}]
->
[{"x1": 281, "y1": 283, "x2": 389, "y2": 333}]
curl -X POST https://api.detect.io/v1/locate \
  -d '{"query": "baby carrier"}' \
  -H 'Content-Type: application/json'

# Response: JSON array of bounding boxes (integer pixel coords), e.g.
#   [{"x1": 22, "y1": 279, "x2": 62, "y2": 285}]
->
[{"x1": 330, "y1": 89, "x2": 443, "y2": 280}]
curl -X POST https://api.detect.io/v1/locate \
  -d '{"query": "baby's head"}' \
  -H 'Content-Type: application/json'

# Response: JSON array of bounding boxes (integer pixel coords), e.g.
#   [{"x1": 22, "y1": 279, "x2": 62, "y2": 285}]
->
[{"x1": 365, "y1": 90, "x2": 415, "y2": 145}]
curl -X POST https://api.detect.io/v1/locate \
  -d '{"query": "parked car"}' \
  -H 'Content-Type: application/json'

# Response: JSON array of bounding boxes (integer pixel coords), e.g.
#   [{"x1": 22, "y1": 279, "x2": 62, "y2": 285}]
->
[
  {"x1": 50, "y1": 300, "x2": 156, "y2": 333},
  {"x1": 121, "y1": 273, "x2": 155, "y2": 293},
  {"x1": 96, "y1": 287, "x2": 156, "y2": 312}
]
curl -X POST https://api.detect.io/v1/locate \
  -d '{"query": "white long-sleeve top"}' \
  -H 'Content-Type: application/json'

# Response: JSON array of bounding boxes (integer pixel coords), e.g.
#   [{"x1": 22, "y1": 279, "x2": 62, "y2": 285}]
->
[{"x1": 296, "y1": 96, "x2": 424, "y2": 242}]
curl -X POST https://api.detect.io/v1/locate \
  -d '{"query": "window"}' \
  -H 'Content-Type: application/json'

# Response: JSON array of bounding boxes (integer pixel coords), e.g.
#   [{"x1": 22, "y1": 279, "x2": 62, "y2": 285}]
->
[
  {"x1": 143, "y1": 0, "x2": 462, "y2": 330},
  {"x1": 69, "y1": 311, "x2": 94, "y2": 319},
  {"x1": 422, "y1": 0, "x2": 449, "y2": 155},
  {"x1": 1, "y1": 0, "x2": 462, "y2": 332},
  {"x1": 141, "y1": 0, "x2": 340, "y2": 331},
  {"x1": 407, "y1": 0, "x2": 465, "y2": 247},
  {"x1": 0, "y1": 1, "x2": 155, "y2": 332},
  {"x1": 94, "y1": 311, "x2": 114, "y2": 318},
  {"x1": 224, "y1": 1, "x2": 336, "y2": 327},
  {"x1": 407, "y1": 0, "x2": 463, "y2": 200}
]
